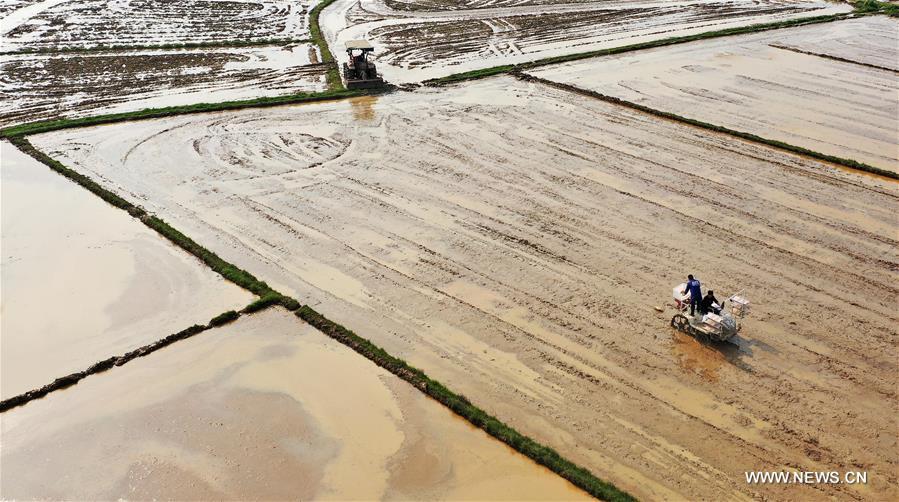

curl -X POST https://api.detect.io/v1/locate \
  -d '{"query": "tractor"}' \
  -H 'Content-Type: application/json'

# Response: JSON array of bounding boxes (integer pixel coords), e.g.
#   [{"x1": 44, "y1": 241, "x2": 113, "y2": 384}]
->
[{"x1": 343, "y1": 40, "x2": 385, "y2": 89}]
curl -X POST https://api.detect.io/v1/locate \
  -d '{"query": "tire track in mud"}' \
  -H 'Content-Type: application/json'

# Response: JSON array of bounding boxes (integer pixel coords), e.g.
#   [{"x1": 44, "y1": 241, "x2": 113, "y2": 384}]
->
[
  {"x1": 330, "y1": 0, "x2": 850, "y2": 82},
  {"x1": 574, "y1": 123, "x2": 898, "y2": 251},
  {"x1": 253, "y1": 114, "x2": 896, "y2": 499},
  {"x1": 342, "y1": 101, "x2": 892, "y2": 494},
  {"x1": 472, "y1": 95, "x2": 899, "y2": 494},
  {"x1": 33, "y1": 77, "x2": 898, "y2": 499},
  {"x1": 398, "y1": 93, "x2": 898, "y2": 315},
  {"x1": 511, "y1": 74, "x2": 899, "y2": 299},
  {"x1": 515, "y1": 71, "x2": 896, "y2": 179},
  {"x1": 335, "y1": 1, "x2": 839, "y2": 82},
  {"x1": 525, "y1": 108, "x2": 899, "y2": 283},
  {"x1": 252, "y1": 180, "x2": 628, "y2": 340},
  {"x1": 522, "y1": 17, "x2": 898, "y2": 174},
  {"x1": 246, "y1": 174, "x2": 773, "y2": 438},
  {"x1": 3, "y1": 136, "x2": 634, "y2": 501},
  {"x1": 330, "y1": 91, "x2": 899, "y2": 466}
]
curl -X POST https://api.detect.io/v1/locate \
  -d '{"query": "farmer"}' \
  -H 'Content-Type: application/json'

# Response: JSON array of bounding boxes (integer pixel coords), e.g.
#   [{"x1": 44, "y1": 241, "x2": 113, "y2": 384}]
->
[
  {"x1": 682, "y1": 274, "x2": 702, "y2": 316},
  {"x1": 701, "y1": 290, "x2": 722, "y2": 315}
]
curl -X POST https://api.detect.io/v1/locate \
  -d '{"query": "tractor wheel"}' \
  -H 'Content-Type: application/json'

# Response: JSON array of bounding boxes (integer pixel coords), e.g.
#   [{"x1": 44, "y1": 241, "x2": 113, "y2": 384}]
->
[{"x1": 671, "y1": 314, "x2": 690, "y2": 332}]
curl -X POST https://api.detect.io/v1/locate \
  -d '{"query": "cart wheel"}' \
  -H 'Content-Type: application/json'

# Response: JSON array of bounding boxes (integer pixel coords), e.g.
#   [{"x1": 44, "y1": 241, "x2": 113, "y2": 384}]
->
[
  {"x1": 695, "y1": 331, "x2": 710, "y2": 344},
  {"x1": 671, "y1": 314, "x2": 690, "y2": 332}
]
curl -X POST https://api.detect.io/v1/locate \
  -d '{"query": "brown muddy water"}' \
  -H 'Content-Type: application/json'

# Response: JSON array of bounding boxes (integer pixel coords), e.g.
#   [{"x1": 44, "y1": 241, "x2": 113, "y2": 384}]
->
[
  {"x1": 32, "y1": 76, "x2": 898, "y2": 500},
  {"x1": 528, "y1": 16, "x2": 899, "y2": 173},
  {"x1": 0, "y1": 307, "x2": 588, "y2": 500},
  {"x1": 0, "y1": 140, "x2": 253, "y2": 399}
]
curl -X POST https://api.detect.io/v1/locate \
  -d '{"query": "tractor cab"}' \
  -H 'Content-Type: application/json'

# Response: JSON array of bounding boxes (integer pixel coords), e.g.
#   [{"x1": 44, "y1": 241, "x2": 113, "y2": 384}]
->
[{"x1": 343, "y1": 40, "x2": 385, "y2": 89}]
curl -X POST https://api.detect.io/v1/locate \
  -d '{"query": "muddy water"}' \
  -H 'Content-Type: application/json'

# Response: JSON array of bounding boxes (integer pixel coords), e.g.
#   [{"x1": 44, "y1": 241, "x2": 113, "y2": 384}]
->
[
  {"x1": 33, "y1": 77, "x2": 899, "y2": 500},
  {"x1": 0, "y1": 141, "x2": 252, "y2": 398},
  {"x1": 0, "y1": 308, "x2": 588, "y2": 500},
  {"x1": 322, "y1": 0, "x2": 851, "y2": 83},
  {"x1": 529, "y1": 16, "x2": 899, "y2": 173}
]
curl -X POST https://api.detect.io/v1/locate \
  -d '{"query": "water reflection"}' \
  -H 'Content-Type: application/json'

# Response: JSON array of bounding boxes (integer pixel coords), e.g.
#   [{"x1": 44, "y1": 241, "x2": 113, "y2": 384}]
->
[
  {"x1": 671, "y1": 331, "x2": 726, "y2": 382},
  {"x1": 350, "y1": 95, "x2": 378, "y2": 122}
]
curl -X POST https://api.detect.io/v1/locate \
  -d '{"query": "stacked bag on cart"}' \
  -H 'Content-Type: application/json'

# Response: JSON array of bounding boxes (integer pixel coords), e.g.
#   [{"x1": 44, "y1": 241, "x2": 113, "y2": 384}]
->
[{"x1": 702, "y1": 313, "x2": 723, "y2": 330}]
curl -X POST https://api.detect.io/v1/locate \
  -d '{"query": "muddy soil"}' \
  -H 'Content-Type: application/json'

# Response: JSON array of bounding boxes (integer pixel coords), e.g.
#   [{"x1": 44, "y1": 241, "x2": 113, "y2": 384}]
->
[
  {"x1": 0, "y1": 44, "x2": 327, "y2": 126},
  {"x1": 33, "y1": 76, "x2": 898, "y2": 500},
  {"x1": 383, "y1": 0, "x2": 601, "y2": 12},
  {"x1": 2, "y1": 0, "x2": 312, "y2": 52},
  {"x1": 528, "y1": 16, "x2": 899, "y2": 174},
  {"x1": 0, "y1": 307, "x2": 588, "y2": 500},
  {"x1": 0, "y1": 140, "x2": 253, "y2": 399},
  {"x1": 323, "y1": 0, "x2": 852, "y2": 82}
]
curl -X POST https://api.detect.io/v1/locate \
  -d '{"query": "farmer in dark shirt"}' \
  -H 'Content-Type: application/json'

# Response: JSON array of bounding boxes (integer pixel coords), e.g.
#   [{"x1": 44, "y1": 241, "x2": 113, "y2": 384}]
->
[
  {"x1": 682, "y1": 274, "x2": 702, "y2": 316},
  {"x1": 700, "y1": 290, "x2": 722, "y2": 315}
]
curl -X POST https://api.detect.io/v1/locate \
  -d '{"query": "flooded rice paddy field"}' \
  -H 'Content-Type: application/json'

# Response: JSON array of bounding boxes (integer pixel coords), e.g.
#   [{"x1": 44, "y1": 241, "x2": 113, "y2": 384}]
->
[
  {"x1": 323, "y1": 0, "x2": 851, "y2": 82},
  {"x1": 0, "y1": 43, "x2": 327, "y2": 126},
  {"x1": 0, "y1": 307, "x2": 588, "y2": 500},
  {"x1": 382, "y1": 0, "x2": 603, "y2": 11},
  {"x1": 529, "y1": 16, "x2": 899, "y2": 174},
  {"x1": 0, "y1": 140, "x2": 253, "y2": 399},
  {"x1": 1, "y1": 0, "x2": 312, "y2": 52},
  {"x1": 33, "y1": 76, "x2": 899, "y2": 500}
]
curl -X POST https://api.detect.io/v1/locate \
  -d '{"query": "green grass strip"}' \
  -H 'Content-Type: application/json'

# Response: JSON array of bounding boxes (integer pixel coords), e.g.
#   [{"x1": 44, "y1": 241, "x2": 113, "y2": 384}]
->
[
  {"x1": 0, "y1": 38, "x2": 313, "y2": 56},
  {"x1": 853, "y1": 0, "x2": 899, "y2": 16},
  {"x1": 208, "y1": 310, "x2": 241, "y2": 326},
  {"x1": 1, "y1": 88, "x2": 360, "y2": 138},
  {"x1": 426, "y1": 65, "x2": 517, "y2": 85},
  {"x1": 309, "y1": 0, "x2": 344, "y2": 90},
  {"x1": 242, "y1": 291, "x2": 302, "y2": 313},
  {"x1": 296, "y1": 305, "x2": 636, "y2": 501},
  {"x1": 516, "y1": 73, "x2": 897, "y2": 180},
  {"x1": 425, "y1": 12, "x2": 857, "y2": 86}
]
